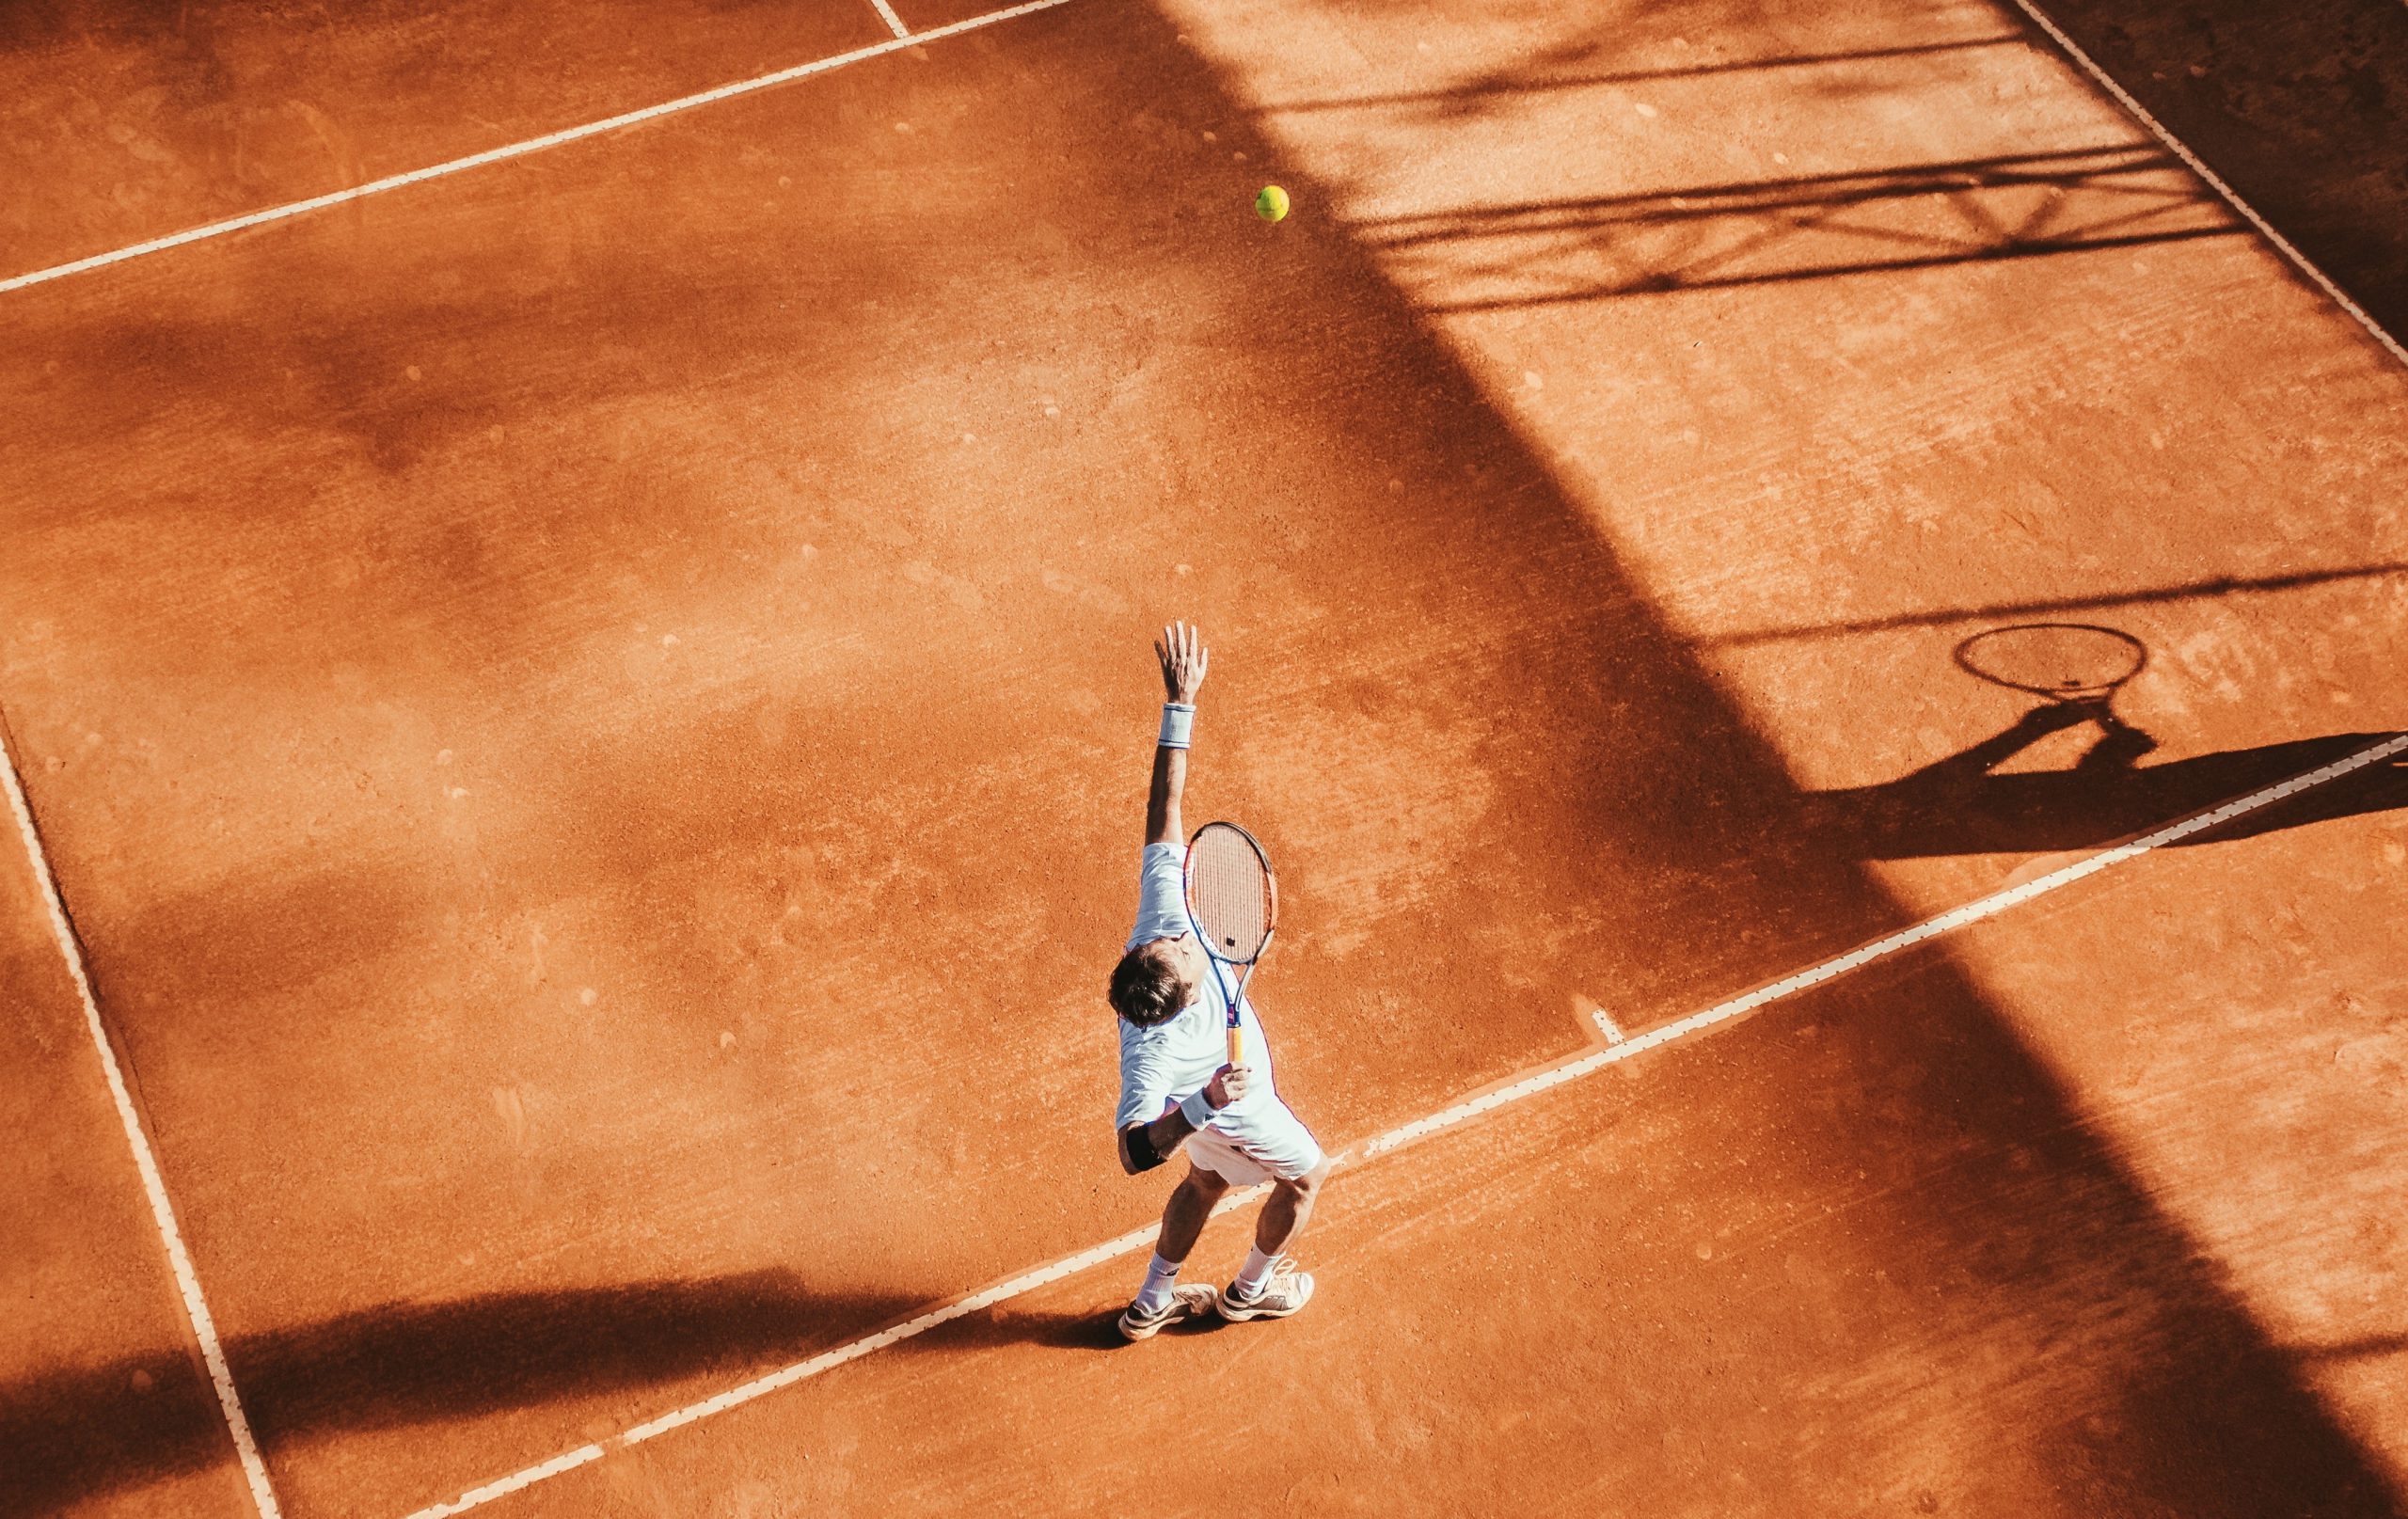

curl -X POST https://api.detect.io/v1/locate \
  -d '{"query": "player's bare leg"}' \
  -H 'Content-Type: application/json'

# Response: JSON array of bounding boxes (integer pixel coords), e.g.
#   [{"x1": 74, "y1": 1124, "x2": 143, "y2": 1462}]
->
[
  {"x1": 1158, "y1": 1163, "x2": 1230, "y2": 1261},
  {"x1": 1220, "y1": 1157, "x2": 1330, "y2": 1322},
  {"x1": 1117, "y1": 1163, "x2": 1229, "y2": 1341}
]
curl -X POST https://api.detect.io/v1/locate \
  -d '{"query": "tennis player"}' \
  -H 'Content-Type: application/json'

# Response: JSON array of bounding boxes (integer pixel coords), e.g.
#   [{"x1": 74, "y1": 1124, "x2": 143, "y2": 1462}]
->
[{"x1": 1108, "y1": 623, "x2": 1331, "y2": 1341}]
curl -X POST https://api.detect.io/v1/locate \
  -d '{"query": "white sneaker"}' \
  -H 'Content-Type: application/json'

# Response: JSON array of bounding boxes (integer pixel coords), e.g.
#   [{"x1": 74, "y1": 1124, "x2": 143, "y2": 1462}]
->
[
  {"x1": 1117, "y1": 1283, "x2": 1219, "y2": 1341},
  {"x1": 1217, "y1": 1258, "x2": 1314, "y2": 1321}
]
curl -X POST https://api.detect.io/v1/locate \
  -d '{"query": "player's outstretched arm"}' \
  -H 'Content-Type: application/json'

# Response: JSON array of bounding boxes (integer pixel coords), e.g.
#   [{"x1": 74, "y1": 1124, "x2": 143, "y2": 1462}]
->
[{"x1": 1145, "y1": 622, "x2": 1209, "y2": 847}]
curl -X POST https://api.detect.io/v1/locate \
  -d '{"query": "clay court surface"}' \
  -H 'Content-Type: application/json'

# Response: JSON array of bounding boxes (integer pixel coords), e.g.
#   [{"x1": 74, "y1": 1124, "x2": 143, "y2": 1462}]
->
[{"x1": 5, "y1": 0, "x2": 2407, "y2": 1513}]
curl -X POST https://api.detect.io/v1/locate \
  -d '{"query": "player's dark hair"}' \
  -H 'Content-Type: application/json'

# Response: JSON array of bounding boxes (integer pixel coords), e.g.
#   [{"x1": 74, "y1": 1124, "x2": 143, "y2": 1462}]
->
[{"x1": 1108, "y1": 942, "x2": 1188, "y2": 1027}]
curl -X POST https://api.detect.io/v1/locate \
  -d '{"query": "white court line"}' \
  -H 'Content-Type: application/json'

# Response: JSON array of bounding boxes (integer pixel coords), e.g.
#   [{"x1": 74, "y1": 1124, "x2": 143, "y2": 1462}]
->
[
  {"x1": 0, "y1": 718, "x2": 284, "y2": 1519},
  {"x1": 0, "y1": 0, "x2": 1070, "y2": 297},
  {"x1": 404, "y1": 730, "x2": 2408, "y2": 1518},
  {"x1": 867, "y1": 0, "x2": 913, "y2": 40},
  {"x1": 2004, "y1": 0, "x2": 2408, "y2": 371}
]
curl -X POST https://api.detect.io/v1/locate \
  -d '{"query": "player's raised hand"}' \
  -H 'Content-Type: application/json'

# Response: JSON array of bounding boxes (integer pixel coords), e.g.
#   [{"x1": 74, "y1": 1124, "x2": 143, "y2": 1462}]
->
[
  {"x1": 1204, "y1": 1063, "x2": 1253, "y2": 1109},
  {"x1": 1155, "y1": 621, "x2": 1209, "y2": 704}
]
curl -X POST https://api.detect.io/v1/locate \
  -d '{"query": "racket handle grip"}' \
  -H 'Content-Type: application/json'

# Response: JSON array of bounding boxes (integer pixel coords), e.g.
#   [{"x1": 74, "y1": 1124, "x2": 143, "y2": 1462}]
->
[{"x1": 1228, "y1": 1025, "x2": 1244, "y2": 1066}]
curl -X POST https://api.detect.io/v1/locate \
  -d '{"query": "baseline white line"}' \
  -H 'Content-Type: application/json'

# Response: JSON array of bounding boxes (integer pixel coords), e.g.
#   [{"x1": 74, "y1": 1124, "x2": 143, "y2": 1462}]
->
[
  {"x1": 2004, "y1": 0, "x2": 2408, "y2": 371},
  {"x1": 0, "y1": 0, "x2": 1070, "y2": 297},
  {"x1": 867, "y1": 0, "x2": 913, "y2": 40},
  {"x1": 404, "y1": 729, "x2": 2407, "y2": 1518},
  {"x1": 0, "y1": 717, "x2": 283, "y2": 1518}
]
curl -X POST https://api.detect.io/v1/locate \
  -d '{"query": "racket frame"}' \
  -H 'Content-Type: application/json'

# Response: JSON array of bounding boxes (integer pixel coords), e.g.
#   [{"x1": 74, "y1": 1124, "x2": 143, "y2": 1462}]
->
[
  {"x1": 1952, "y1": 622, "x2": 2147, "y2": 702},
  {"x1": 1182, "y1": 820, "x2": 1278, "y2": 1068}
]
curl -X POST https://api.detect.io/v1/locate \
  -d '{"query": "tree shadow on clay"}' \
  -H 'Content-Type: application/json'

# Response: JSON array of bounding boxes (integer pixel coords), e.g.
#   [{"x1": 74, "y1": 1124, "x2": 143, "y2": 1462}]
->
[{"x1": 0, "y1": 1271, "x2": 933, "y2": 1518}]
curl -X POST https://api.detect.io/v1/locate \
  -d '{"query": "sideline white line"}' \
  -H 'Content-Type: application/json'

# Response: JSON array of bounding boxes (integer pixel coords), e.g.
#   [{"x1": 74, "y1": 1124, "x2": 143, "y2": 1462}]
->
[
  {"x1": 404, "y1": 729, "x2": 2407, "y2": 1518},
  {"x1": 867, "y1": 0, "x2": 913, "y2": 40},
  {"x1": 0, "y1": 0, "x2": 1071, "y2": 297},
  {"x1": 2004, "y1": 0, "x2": 2408, "y2": 371},
  {"x1": 1361, "y1": 731, "x2": 2406, "y2": 1161},
  {"x1": 0, "y1": 717, "x2": 284, "y2": 1518}
]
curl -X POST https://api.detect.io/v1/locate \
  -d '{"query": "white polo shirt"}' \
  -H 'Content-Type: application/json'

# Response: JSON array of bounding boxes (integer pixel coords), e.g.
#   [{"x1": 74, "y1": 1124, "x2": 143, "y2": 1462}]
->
[{"x1": 1115, "y1": 842, "x2": 1277, "y2": 1132}]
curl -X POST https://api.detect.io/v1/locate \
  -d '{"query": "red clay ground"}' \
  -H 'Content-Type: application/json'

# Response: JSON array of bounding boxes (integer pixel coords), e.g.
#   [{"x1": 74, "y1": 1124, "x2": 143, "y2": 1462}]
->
[
  {"x1": 0, "y1": 0, "x2": 891, "y2": 277},
  {"x1": 530, "y1": 779, "x2": 2408, "y2": 1519},
  {"x1": 3, "y1": 794, "x2": 256, "y2": 1518},
  {"x1": 3, "y1": 0, "x2": 2403, "y2": 1514}
]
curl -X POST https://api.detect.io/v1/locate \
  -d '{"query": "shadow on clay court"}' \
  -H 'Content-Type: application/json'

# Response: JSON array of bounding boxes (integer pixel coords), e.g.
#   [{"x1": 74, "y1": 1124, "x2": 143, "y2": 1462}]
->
[
  {"x1": 1263, "y1": 33, "x2": 2034, "y2": 119},
  {"x1": 0, "y1": 1272, "x2": 1213, "y2": 1516},
  {"x1": 0, "y1": 1272, "x2": 950, "y2": 1518},
  {"x1": 1346, "y1": 142, "x2": 2245, "y2": 312},
  {"x1": 1703, "y1": 560, "x2": 2408, "y2": 645},
  {"x1": 1802, "y1": 623, "x2": 2408, "y2": 858},
  {"x1": 5, "y1": 2, "x2": 2407, "y2": 1514},
  {"x1": 1806, "y1": 712, "x2": 2408, "y2": 860},
  {"x1": 2287, "y1": 1335, "x2": 2408, "y2": 1367},
  {"x1": 2025, "y1": 0, "x2": 2408, "y2": 340}
]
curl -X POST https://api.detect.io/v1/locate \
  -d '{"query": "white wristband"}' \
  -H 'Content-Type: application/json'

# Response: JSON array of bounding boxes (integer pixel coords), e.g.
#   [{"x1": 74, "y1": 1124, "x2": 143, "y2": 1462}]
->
[
  {"x1": 1158, "y1": 703, "x2": 1196, "y2": 750},
  {"x1": 1180, "y1": 1087, "x2": 1218, "y2": 1130}
]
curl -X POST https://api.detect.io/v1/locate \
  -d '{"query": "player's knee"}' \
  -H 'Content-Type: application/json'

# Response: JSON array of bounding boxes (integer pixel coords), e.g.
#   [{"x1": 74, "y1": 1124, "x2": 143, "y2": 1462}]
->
[
  {"x1": 1180, "y1": 1166, "x2": 1231, "y2": 1201},
  {"x1": 1280, "y1": 1160, "x2": 1330, "y2": 1200}
]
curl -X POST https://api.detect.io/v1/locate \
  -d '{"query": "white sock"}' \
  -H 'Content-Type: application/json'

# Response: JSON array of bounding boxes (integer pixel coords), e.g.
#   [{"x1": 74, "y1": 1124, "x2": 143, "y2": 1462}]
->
[
  {"x1": 1232, "y1": 1245, "x2": 1278, "y2": 1299},
  {"x1": 1133, "y1": 1252, "x2": 1183, "y2": 1314}
]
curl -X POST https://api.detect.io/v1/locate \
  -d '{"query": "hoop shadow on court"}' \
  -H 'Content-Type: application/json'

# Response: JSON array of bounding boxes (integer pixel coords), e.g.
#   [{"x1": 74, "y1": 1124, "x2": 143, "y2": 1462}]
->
[{"x1": 1801, "y1": 624, "x2": 2408, "y2": 860}]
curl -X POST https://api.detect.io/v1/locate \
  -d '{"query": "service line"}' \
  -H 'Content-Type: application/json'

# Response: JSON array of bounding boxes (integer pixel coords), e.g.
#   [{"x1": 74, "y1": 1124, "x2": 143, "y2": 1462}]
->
[
  {"x1": 0, "y1": 0, "x2": 1071, "y2": 297},
  {"x1": 0, "y1": 715, "x2": 284, "y2": 1518},
  {"x1": 404, "y1": 730, "x2": 2408, "y2": 1518}
]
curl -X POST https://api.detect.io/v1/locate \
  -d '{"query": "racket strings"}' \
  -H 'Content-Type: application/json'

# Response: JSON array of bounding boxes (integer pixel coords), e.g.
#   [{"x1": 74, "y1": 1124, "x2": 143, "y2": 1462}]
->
[{"x1": 1187, "y1": 828, "x2": 1272, "y2": 961}]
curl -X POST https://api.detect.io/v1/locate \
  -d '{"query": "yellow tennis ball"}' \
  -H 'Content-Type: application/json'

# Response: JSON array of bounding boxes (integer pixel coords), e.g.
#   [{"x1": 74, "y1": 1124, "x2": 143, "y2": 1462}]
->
[{"x1": 1255, "y1": 184, "x2": 1291, "y2": 222}]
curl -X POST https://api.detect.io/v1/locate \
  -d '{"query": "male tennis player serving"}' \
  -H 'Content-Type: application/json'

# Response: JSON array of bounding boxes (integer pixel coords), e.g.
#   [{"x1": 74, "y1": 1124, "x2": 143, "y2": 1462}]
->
[{"x1": 1108, "y1": 623, "x2": 1331, "y2": 1341}]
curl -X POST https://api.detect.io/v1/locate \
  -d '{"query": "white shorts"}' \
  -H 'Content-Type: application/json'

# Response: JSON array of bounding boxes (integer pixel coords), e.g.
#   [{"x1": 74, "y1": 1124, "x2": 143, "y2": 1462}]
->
[{"x1": 1185, "y1": 1097, "x2": 1325, "y2": 1185}]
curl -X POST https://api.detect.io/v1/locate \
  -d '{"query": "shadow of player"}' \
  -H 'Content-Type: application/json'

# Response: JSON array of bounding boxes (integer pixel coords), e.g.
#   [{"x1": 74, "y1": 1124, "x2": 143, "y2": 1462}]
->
[{"x1": 1804, "y1": 643, "x2": 2404, "y2": 861}]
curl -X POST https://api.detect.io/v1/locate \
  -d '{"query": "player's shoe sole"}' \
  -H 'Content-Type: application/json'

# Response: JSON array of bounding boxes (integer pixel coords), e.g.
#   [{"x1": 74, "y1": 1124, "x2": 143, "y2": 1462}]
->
[
  {"x1": 1117, "y1": 1283, "x2": 1220, "y2": 1341},
  {"x1": 1216, "y1": 1261, "x2": 1314, "y2": 1321}
]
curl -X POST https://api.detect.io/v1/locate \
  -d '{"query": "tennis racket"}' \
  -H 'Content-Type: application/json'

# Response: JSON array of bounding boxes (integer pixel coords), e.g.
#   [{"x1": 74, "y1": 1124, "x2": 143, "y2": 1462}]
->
[
  {"x1": 1954, "y1": 623, "x2": 2147, "y2": 704},
  {"x1": 1182, "y1": 821, "x2": 1277, "y2": 1068}
]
